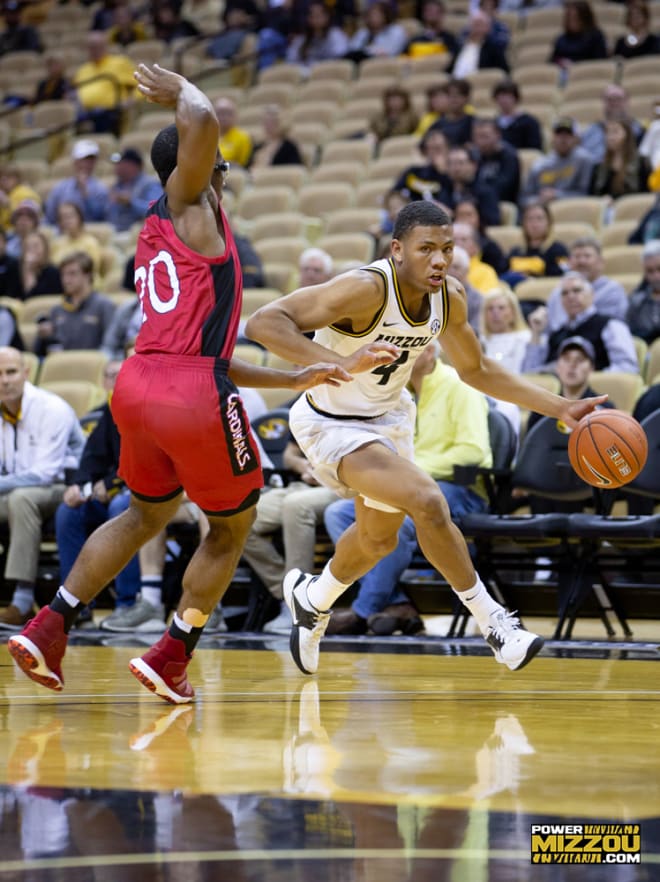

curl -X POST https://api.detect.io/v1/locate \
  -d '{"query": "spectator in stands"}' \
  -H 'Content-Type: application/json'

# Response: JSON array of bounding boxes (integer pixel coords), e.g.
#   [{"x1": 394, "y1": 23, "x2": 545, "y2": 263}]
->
[
  {"x1": 436, "y1": 144, "x2": 501, "y2": 226},
  {"x1": 450, "y1": 9, "x2": 509, "y2": 78},
  {"x1": 0, "y1": 228, "x2": 21, "y2": 298},
  {"x1": 207, "y1": 3, "x2": 256, "y2": 64},
  {"x1": 51, "y1": 201, "x2": 103, "y2": 279},
  {"x1": 526, "y1": 336, "x2": 613, "y2": 434},
  {"x1": 394, "y1": 128, "x2": 449, "y2": 201},
  {"x1": 18, "y1": 231, "x2": 62, "y2": 300},
  {"x1": 5, "y1": 199, "x2": 41, "y2": 261},
  {"x1": 405, "y1": 0, "x2": 458, "y2": 66},
  {"x1": 107, "y1": 147, "x2": 162, "y2": 232},
  {"x1": 613, "y1": 1, "x2": 660, "y2": 60},
  {"x1": 324, "y1": 341, "x2": 490, "y2": 636},
  {"x1": 0, "y1": 299, "x2": 21, "y2": 347},
  {"x1": 369, "y1": 85, "x2": 419, "y2": 145},
  {"x1": 629, "y1": 193, "x2": 660, "y2": 244},
  {"x1": 214, "y1": 96, "x2": 253, "y2": 169},
  {"x1": 34, "y1": 252, "x2": 116, "y2": 357},
  {"x1": 91, "y1": 0, "x2": 123, "y2": 32},
  {"x1": 453, "y1": 221, "x2": 500, "y2": 293},
  {"x1": 414, "y1": 84, "x2": 449, "y2": 138},
  {"x1": 581, "y1": 85, "x2": 645, "y2": 165},
  {"x1": 150, "y1": 0, "x2": 200, "y2": 43},
  {"x1": 0, "y1": 166, "x2": 40, "y2": 233},
  {"x1": 426, "y1": 77, "x2": 474, "y2": 147},
  {"x1": 73, "y1": 31, "x2": 136, "y2": 135},
  {"x1": 32, "y1": 52, "x2": 71, "y2": 105},
  {"x1": 101, "y1": 297, "x2": 141, "y2": 360},
  {"x1": 472, "y1": 117, "x2": 520, "y2": 204},
  {"x1": 522, "y1": 271, "x2": 639, "y2": 374},
  {"x1": 249, "y1": 105, "x2": 303, "y2": 168},
  {"x1": 521, "y1": 117, "x2": 594, "y2": 206},
  {"x1": 107, "y1": 5, "x2": 148, "y2": 47},
  {"x1": 549, "y1": 0, "x2": 607, "y2": 70},
  {"x1": 44, "y1": 139, "x2": 109, "y2": 226},
  {"x1": 626, "y1": 240, "x2": 660, "y2": 345},
  {"x1": 286, "y1": 1, "x2": 349, "y2": 74},
  {"x1": 479, "y1": 285, "x2": 531, "y2": 373},
  {"x1": 475, "y1": 0, "x2": 510, "y2": 50},
  {"x1": 453, "y1": 196, "x2": 506, "y2": 274},
  {"x1": 632, "y1": 382, "x2": 660, "y2": 422},
  {"x1": 345, "y1": 1, "x2": 407, "y2": 63},
  {"x1": 492, "y1": 79, "x2": 543, "y2": 151},
  {"x1": 235, "y1": 228, "x2": 265, "y2": 288},
  {"x1": 449, "y1": 244, "x2": 482, "y2": 333},
  {"x1": 54, "y1": 359, "x2": 140, "y2": 628},
  {"x1": 546, "y1": 236, "x2": 628, "y2": 330},
  {"x1": 297, "y1": 246, "x2": 334, "y2": 288},
  {"x1": 639, "y1": 101, "x2": 660, "y2": 178},
  {"x1": 0, "y1": 0, "x2": 41, "y2": 56},
  {"x1": 589, "y1": 119, "x2": 650, "y2": 199},
  {"x1": 370, "y1": 188, "x2": 411, "y2": 258},
  {"x1": 0, "y1": 347, "x2": 84, "y2": 629},
  {"x1": 505, "y1": 201, "x2": 569, "y2": 286}
]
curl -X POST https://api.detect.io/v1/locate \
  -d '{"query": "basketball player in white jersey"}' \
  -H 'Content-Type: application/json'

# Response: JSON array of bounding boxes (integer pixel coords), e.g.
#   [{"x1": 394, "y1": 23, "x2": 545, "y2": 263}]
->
[{"x1": 245, "y1": 202, "x2": 607, "y2": 676}]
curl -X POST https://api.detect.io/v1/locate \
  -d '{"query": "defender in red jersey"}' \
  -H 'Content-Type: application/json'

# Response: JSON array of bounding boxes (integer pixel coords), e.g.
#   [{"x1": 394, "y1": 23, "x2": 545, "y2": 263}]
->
[{"x1": 8, "y1": 64, "x2": 351, "y2": 704}]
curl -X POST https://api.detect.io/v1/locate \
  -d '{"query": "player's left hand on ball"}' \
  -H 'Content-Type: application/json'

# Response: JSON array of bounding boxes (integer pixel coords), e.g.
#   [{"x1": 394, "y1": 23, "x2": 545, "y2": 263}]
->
[
  {"x1": 291, "y1": 363, "x2": 353, "y2": 389},
  {"x1": 560, "y1": 394, "x2": 609, "y2": 429}
]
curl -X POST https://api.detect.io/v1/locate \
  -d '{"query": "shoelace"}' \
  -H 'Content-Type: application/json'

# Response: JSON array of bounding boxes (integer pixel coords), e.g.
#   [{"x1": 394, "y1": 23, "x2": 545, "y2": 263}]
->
[{"x1": 489, "y1": 609, "x2": 521, "y2": 640}]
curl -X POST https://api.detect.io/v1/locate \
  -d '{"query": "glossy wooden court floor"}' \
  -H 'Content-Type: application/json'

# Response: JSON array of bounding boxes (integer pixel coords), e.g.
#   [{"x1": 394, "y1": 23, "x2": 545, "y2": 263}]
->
[{"x1": 0, "y1": 631, "x2": 659, "y2": 882}]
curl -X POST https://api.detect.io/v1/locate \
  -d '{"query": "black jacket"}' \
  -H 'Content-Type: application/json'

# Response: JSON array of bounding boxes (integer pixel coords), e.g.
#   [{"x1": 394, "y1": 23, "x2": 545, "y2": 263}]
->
[{"x1": 71, "y1": 403, "x2": 123, "y2": 493}]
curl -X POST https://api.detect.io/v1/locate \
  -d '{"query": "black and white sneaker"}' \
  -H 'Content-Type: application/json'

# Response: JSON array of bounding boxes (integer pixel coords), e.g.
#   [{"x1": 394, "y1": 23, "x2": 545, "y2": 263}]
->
[
  {"x1": 283, "y1": 569, "x2": 331, "y2": 675},
  {"x1": 484, "y1": 609, "x2": 544, "y2": 671}
]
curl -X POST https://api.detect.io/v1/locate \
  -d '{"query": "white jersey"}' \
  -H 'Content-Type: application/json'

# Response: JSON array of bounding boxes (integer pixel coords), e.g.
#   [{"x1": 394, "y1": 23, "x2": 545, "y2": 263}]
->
[{"x1": 308, "y1": 257, "x2": 449, "y2": 418}]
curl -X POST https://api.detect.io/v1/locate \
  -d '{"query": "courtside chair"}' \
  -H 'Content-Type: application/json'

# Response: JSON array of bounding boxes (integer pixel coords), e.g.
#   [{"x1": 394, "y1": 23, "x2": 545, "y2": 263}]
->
[
  {"x1": 39, "y1": 350, "x2": 109, "y2": 387},
  {"x1": 40, "y1": 380, "x2": 107, "y2": 419}
]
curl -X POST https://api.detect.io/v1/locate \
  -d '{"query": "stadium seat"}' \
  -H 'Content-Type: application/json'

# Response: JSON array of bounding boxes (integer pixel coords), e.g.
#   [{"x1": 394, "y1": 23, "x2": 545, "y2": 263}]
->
[
  {"x1": 588, "y1": 371, "x2": 645, "y2": 414},
  {"x1": 40, "y1": 380, "x2": 107, "y2": 418},
  {"x1": 39, "y1": 350, "x2": 109, "y2": 386}
]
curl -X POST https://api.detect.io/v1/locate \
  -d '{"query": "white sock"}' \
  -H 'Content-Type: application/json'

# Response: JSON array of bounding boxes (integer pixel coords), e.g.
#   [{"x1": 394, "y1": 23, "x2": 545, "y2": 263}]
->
[
  {"x1": 454, "y1": 578, "x2": 502, "y2": 634},
  {"x1": 11, "y1": 585, "x2": 35, "y2": 615},
  {"x1": 57, "y1": 585, "x2": 80, "y2": 608},
  {"x1": 173, "y1": 613, "x2": 192, "y2": 633},
  {"x1": 140, "y1": 577, "x2": 162, "y2": 608},
  {"x1": 306, "y1": 561, "x2": 352, "y2": 612}
]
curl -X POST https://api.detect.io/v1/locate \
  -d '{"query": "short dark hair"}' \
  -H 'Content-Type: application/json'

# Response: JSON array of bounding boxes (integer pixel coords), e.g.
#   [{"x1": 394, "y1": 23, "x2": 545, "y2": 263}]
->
[
  {"x1": 59, "y1": 250, "x2": 94, "y2": 278},
  {"x1": 392, "y1": 202, "x2": 451, "y2": 240},
  {"x1": 151, "y1": 123, "x2": 178, "y2": 187},
  {"x1": 492, "y1": 79, "x2": 520, "y2": 102}
]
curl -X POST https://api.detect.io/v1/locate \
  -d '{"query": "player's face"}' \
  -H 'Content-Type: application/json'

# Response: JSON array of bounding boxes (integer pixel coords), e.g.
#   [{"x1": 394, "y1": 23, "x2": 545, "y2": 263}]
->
[{"x1": 393, "y1": 224, "x2": 454, "y2": 292}]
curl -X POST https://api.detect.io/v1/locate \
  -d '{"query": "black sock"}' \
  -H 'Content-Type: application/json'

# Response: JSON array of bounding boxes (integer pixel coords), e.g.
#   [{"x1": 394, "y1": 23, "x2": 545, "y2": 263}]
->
[
  {"x1": 168, "y1": 620, "x2": 203, "y2": 655},
  {"x1": 50, "y1": 591, "x2": 84, "y2": 634}
]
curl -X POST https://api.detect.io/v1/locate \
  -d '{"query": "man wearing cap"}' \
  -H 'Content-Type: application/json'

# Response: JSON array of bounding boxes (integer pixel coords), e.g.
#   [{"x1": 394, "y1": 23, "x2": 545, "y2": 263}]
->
[
  {"x1": 44, "y1": 139, "x2": 109, "y2": 226},
  {"x1": 526, "y1": 336, "x2": 614, "y2": 434},
  {"x1": 107, "y1": 148, "x2": 162, "y2": 232},
  {"x1": 521, "y1": 117, "x2": 594, "y2": 206},
  {"x1": 522, "y1": 271, "x2": 639, "y2": 374}
]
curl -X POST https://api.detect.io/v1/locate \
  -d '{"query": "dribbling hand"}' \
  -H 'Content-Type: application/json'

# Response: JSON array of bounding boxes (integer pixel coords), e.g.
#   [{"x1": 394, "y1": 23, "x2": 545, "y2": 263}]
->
[{"x1": 559, "y1": 394, "x2": 609, "y2": 429}]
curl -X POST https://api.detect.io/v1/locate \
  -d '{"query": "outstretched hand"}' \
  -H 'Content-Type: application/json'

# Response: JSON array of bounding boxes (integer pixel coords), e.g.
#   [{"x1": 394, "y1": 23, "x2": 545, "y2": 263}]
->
[
  {"x1": 559, "y1": 394, "x2": 609, "y2": 429},
  {"x1": 290, "y1": 362, "x2": 353, "y2": 391},
  {"x1": 134, "y1": 63, "x2": 185, "y2": 108},
  {"x1": 342, "y1": 342, "x2": 400, "y2": 375}
]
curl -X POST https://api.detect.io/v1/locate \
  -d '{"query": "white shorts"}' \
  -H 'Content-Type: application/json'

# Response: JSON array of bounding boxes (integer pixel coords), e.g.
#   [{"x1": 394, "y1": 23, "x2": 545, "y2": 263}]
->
[{"x1": 288, "y1": 392, "x2": 416, "y2": 513}]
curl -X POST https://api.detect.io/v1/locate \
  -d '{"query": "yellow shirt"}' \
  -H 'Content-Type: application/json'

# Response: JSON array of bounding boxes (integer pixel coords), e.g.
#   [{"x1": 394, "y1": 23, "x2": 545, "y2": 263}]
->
[
  {"x1": 219, "y1": 127, "x2": 253, "y2": 168},
  {"x1": 468, "y1": 257, "x2": 499, "y2": 295},
  {"x1": 74, "y1": 54, "x2": 136, "y2": 110},
  {"x1": 51, "y1": 232, "x2": 103, "y2": 280},
  {"x1": 0, "y1": 183, "x2": 41, "y2": 231}
]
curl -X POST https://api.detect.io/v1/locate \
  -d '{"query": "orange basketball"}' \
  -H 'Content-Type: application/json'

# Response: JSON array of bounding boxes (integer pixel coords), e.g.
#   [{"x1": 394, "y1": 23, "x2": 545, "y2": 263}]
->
[{"x1": 568, "y1": 409, "x2": 648, "y2": 489}]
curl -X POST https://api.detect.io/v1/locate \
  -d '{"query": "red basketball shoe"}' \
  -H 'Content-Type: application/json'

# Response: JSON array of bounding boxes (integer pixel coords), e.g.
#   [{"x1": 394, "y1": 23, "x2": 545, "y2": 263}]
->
[
  {"x1": 8, "y1": 607, "x2": 68, "y2": 691},
  {"x1": 129, "y1": 632, "x2": 195, "y2": 704}
]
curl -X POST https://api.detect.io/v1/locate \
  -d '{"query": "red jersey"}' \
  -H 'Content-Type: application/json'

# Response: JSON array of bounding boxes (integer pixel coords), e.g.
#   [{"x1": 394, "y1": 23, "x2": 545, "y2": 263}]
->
[{"x1": 133, "y1": 194, "x2": 242, "y2": 358}]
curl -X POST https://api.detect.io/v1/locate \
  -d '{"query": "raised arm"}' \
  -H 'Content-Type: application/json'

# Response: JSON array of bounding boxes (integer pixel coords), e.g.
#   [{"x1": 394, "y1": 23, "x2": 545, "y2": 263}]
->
[
  {"x1": 439, "y1": 277, "x2": 607, "y2": 429},
  {"x1": 133, "y1": 63, "x2": 218, "y2": 207},
  {"x1": 245, "y1": 269, "x2": 399, "y2": 374}
]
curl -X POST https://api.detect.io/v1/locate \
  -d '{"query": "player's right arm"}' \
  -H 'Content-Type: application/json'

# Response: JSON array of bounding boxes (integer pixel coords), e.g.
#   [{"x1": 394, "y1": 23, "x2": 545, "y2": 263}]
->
[
  {"x1": 133, "y1": 63, "x2": 218, "y2": 207},
  {"x1": 245, "y1": 269, "x2": 399, "y2": 373}
]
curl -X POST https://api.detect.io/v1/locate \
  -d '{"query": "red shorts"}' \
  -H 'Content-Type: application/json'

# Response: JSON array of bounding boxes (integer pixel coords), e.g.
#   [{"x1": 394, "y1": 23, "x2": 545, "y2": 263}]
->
[{"x1": 111, "y1": 354, "x2": 263, "y2": 515}]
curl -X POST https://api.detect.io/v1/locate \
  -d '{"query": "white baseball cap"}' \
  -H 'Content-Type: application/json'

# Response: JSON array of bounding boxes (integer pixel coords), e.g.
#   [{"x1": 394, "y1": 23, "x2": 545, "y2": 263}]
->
[{"x1": 71, "y1": 139, "x2": 100, "y2": 160}]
